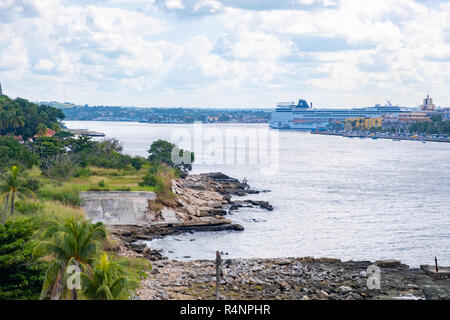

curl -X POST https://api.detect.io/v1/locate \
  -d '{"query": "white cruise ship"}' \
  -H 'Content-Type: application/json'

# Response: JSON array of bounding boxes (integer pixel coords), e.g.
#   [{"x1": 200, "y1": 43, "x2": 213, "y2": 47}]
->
[{"x1": 269, "y1": 99, "x2": 407, "y2": 130}]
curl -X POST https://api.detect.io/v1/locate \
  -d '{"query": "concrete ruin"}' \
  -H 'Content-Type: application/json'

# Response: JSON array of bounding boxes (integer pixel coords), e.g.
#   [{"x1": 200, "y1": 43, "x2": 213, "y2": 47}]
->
[
  {"x1": 80, "y1": 191, "x2": 156, "y2": 225},
  {"x1": 80, "y1": 174, "x2": 265, "y2": 231}
]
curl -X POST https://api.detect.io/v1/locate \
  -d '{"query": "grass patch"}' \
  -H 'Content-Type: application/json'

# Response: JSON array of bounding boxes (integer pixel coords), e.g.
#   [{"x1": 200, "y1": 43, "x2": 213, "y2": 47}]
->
[
  {"x1": 112, "y1": 254, "x2": 152, "y2": 295},
  {"x1": 38, "y1": 184, "x2": 82, "y2": 207},
  {"x1": 26, "y1": 165, "x2": 158, "y2": 196},
  {"x1": 9, "y1": 200, "x2": 85, "y2": 237}
]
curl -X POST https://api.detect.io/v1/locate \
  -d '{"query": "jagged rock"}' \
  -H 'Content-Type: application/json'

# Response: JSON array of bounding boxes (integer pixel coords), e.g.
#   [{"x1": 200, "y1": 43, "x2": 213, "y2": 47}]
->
[
  {"x1": 374, "y1": 260, "x2": 401, "y2": 268},
  {"x1": 109, "y1": 173, "x2": 269, "y2": 259},
  {"x1": 339, "y1": 286, "x2": 352, "y2": 293},
  {"x1": 279, "y1": 281, "x2": 290, "y2": 291}
]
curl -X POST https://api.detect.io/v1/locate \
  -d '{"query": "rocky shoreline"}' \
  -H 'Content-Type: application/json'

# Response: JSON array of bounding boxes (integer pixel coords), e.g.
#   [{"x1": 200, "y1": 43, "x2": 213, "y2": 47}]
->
[
  {"x1": 108, "y1": 172, "x2": 272, "y2": 260},
  {"x1": 135, "y1": 257, "x2": 449, "y2": 300},
  {"x1": 103, "y1": 172, "x2": 449, "y2": 300}
]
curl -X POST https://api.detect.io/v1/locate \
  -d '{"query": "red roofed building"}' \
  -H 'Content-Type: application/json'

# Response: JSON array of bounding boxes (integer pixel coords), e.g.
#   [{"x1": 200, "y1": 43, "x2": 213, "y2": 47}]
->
[{"x1": 34, "y1": 128, "x2": 56, "y2": 138}]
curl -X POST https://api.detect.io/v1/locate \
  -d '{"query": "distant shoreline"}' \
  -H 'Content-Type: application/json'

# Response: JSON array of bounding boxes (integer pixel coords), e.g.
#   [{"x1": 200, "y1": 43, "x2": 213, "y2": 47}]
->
[{"x1": 64, "y1": 119, "x2": 269, "y2": 124}]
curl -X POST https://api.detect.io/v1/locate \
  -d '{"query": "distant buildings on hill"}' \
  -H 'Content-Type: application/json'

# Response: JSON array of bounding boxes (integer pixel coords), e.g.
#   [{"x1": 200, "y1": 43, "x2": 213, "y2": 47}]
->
[
  {"x1": 35, "y1": 102, "x2": 272, "y2": 123},
  {"x1": 420, "y1": 94, "x2": 436, "y2": 111}
]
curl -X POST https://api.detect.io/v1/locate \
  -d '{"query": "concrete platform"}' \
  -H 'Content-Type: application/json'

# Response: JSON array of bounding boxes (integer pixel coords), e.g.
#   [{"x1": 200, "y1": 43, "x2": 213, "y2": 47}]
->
[{"x1": 80, "y1": 191, "x2": 156, "y2": 225}]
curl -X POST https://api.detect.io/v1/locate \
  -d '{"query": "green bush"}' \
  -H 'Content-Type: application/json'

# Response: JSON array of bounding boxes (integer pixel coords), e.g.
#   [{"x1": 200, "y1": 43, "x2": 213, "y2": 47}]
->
[
  {"x1": 139, "y1": 163, "x2": 178, "y2": 195},
  {"x1": 23, "y1": 178, "x2": 43, "y2": 192},
  {"x1": 139, "y1": 174, "x2": 160, "y2": 188},
  {"x1": 130, "y1": 156, "x2": 147, "y2": 170},
  {"x1": 0, "y1": 219, "x2": 47, "y2": 300},
  {"x1": 15, "y1": 201, "x2": 44, "y2": 215},
  {"x1": 98, "y1": 180, "x2": 106, "y2": 188},
  {"x1": 73, "y1": 167, "x2": 92, "y2": 178}
]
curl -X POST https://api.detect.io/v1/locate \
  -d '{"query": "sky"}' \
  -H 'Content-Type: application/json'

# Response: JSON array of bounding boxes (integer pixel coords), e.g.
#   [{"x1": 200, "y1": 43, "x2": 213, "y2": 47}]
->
[{"x1": 0, "y1": 0, "x2": 450, "y2": 109}]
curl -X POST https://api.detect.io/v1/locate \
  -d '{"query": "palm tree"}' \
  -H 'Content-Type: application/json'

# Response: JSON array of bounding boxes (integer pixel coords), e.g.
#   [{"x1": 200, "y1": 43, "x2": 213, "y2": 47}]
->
[
  {"x1": 0, "y1": 166, "x2": 37, "y2": 224},
  {"x1": 36, "y1": 123, "x2": 48, "y2": 137},
  {"x1": 81, "y1": 253, "x2": 135, "y2": 300},
  {"x1": 10, "y1": 114, "x2": 25, "y2": 130},
  {"x1": 51, "y1": 122, "x2": 61, "y2": 133},
  {"x1": 0, "y1": 110, "x2": 9, "y2": 135},
  {"x1": 34, "y1": 216, "x2": 106, "y2": 300}
]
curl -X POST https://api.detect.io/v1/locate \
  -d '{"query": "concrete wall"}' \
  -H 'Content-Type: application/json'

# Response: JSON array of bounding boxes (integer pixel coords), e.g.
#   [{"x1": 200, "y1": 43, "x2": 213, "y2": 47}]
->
[{"x1": 80, "y1": 191, "x2": 156, "y2": 225}]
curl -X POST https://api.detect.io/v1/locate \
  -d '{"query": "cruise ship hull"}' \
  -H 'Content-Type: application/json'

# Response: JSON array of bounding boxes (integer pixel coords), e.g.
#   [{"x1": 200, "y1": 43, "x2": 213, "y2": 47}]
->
[
  {"x1": 269, "y1": 122, "x2": 320, "y2": 130},
  {"x1": 269, "y1": 99, "x2": 407, "y2": 131}
]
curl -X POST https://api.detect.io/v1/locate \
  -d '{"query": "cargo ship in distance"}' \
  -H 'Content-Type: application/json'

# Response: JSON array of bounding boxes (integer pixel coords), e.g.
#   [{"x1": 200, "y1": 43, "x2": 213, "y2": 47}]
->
[{"x1": 269, "y1": 99, "x2": 408, "y2": 130}]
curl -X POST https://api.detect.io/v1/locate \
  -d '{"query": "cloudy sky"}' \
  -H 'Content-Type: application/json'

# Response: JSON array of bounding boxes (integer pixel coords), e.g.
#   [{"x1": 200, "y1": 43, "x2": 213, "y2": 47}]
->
[{"x1": 0, "y1": 0, "x2": 449, "y2": 108}]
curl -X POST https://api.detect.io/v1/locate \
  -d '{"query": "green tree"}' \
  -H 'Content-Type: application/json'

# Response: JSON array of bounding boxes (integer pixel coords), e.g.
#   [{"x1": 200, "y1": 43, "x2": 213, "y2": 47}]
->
[
  {"x1": 0, "y1": 136, "x2": 39, "y2": 170},
  {"x1": 34, "y1": 216, "x2": 106, "y2": 300},
  {"x1": 430, "y1": 114, "x2": 443, "y2": 123},
  {"x1": 51, "y1": 122, "x2": 61, "y2": 133},
  {"x1": 148, "y1": 139, "x2": 194, "y2": 172},
  {"x1": 40, "y1": 154, "x2": 77, "y2": 181},
  {"x1": 32, "y1": 136, "x2": 66, "y2": 158},
  {"x1": 81, "y1": 253, "x2": 136, "y2": 300},
  {"x1": 0, "y1": 96, "x2": 64, "y2": 139},
  {"x1": 36, "y1": 123, "x2": 48, "y2": 136},
  {"x1": 0, "y1": 166, "x2": 37, "y2": 224},
  {"x1": 0, "y1": 219, "x2": 47, "y2": 300}
]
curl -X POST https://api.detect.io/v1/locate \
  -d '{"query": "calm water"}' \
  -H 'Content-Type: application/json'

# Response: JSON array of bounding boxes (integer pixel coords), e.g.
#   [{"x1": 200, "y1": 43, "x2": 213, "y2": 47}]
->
[{"x1": 65, "y1": 121, "x2": 450, "y2": 266}]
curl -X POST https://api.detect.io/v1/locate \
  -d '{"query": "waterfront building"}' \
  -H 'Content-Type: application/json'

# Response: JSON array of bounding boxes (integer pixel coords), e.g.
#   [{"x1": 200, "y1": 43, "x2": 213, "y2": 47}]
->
[
  {"x1": 345, "y1": 117, "x2": 382, "y2": 131},
  {"x1": 381, "y1": 111, "x2": 431, "y2": 129},
  {"x1": 398, "y1": 112, "x2": 431, "y2": 124},
  {"x1": 420, "y1": 94, "x2": 436, "y2": 111}
]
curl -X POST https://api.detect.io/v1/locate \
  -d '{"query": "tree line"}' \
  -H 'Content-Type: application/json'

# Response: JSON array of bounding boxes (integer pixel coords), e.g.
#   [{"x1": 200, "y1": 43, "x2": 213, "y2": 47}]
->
[
  {"x1": 0, "y1": 96, "x2": 195, "y2": 300},
  {"x1": 0, "y1": 95, "x2": 64, "y2": 140}
]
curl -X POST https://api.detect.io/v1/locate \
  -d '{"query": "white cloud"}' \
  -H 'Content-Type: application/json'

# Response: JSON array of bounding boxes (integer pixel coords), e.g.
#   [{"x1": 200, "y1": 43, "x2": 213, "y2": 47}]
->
[
  {"x1": 165, "y1": 0, "x2": 185, "y2": 10},
  {"x1": 34, "y1": 59, "x2": 56, "y2": 73},
  {"x1": 0, "y1": 0, "x2": 449, "y2": 107}
]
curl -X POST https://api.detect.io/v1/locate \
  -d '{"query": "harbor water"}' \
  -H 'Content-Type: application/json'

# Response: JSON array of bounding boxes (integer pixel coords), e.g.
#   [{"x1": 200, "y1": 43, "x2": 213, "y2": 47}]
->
[{"x1": 65, "y1": 121, "x2": 450, "y2": 267}]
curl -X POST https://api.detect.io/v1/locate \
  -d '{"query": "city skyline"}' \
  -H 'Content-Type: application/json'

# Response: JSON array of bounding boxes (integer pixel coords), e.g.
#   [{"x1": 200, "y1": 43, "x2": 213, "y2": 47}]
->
[{"x1": 1, "y1": 0, "x2": 450, "y2": 108}]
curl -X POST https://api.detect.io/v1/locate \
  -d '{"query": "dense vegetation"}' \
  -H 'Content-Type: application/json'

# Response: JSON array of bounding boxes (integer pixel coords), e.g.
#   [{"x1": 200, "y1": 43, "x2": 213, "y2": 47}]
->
[
  {"x1": 0, "y1": 96, "x2": 194, "y2": 300},
  {"x1": 0, "y1": 96, "x2": 64, "y2": 140},
  {"x1": 0, "y1": 136, "x2": 38, "y2": 170},
  {"x1": 0, "y1": 219, "x2": 47, "y2": 300}
]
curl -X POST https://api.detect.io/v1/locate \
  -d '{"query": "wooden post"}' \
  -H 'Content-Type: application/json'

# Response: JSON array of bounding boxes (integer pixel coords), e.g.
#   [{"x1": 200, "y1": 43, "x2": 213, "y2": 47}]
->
[
  {"x1": 216, "y1": 251, "x2": 222, "y2": 300},
  {"x1": 435, "y1": 257, "x2": 439, "y2": 272}
]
